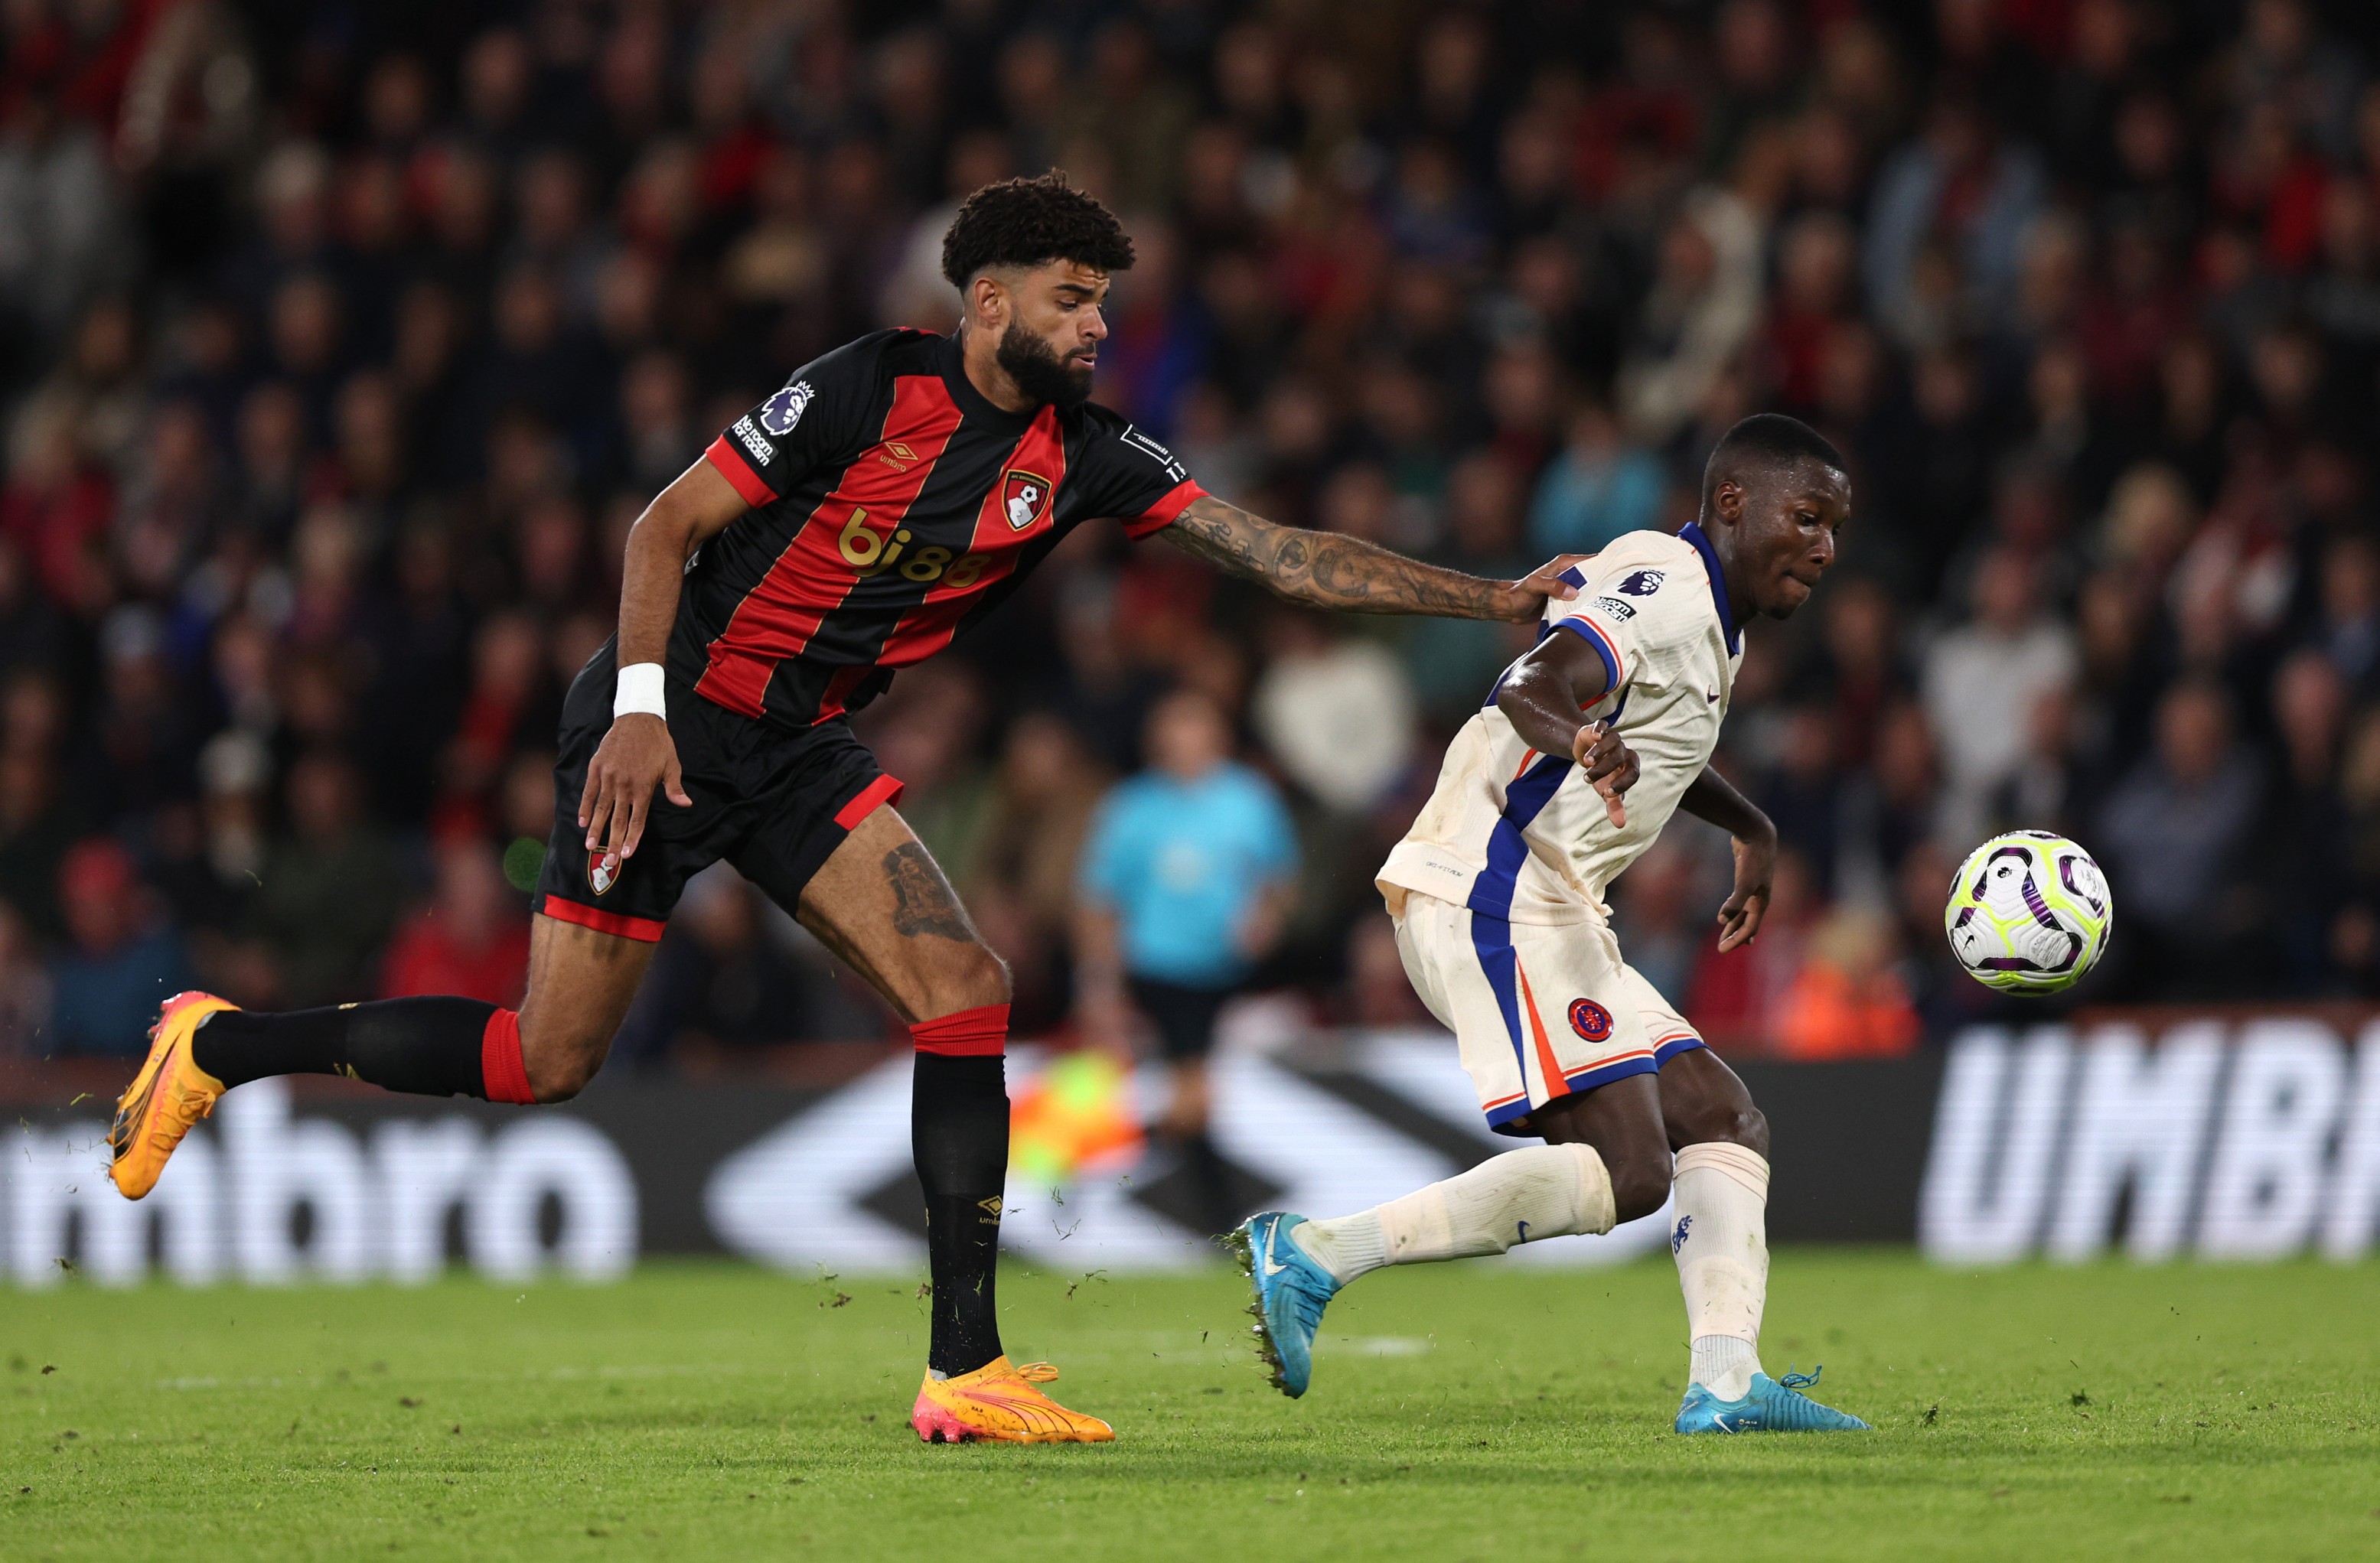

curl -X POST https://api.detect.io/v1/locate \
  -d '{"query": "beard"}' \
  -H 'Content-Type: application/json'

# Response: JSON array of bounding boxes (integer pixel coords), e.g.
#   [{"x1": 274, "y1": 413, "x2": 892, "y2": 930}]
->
[{"x1": 995, "y1": 322, "x2": 1094, "y2": 408}]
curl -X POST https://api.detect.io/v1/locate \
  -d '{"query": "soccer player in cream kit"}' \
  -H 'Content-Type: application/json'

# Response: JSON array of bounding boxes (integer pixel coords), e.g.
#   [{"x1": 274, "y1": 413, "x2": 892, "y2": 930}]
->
[{"x1": 1236, "y1": 414, "x2": 1873, "y2": 1434}]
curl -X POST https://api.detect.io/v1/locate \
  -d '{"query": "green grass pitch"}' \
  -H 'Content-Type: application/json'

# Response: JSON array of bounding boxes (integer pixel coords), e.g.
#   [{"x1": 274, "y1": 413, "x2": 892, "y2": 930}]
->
[{"x1": 5, "y1": 1252, "x2": 2377, "y2": 1561}]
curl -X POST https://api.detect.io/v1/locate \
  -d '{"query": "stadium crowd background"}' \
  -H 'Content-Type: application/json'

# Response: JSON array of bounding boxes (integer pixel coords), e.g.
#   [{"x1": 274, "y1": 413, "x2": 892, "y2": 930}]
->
[{"x1": 5, "y1": 0, "x2": 2380, "y2": 1073}]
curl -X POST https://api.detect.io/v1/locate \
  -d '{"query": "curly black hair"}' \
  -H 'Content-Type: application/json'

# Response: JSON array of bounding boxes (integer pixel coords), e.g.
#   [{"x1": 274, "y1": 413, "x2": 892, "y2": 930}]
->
[{"x1": 939, "y1": 171, "x2": 1136, "y2": 290}]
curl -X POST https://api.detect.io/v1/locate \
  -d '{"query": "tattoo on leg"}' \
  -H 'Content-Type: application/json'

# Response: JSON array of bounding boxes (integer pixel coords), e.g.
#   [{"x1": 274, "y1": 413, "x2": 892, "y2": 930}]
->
[{"x1": 884, "y1": 843, "x2": 975, "y2": 941}]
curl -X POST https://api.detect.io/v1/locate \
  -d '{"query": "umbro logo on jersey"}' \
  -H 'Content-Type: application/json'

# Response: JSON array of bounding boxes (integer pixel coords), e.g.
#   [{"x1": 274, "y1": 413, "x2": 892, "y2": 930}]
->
[
  {"x1": 758, "y1": 379, "x2": 813, "y2": 435},
  {"x1": 877, "y1": 441, "x2": 918, "y2": 471},
  {"x1": 1616, "y1": 568, "x2": 1665, "y2": 595},
  {"x1": 1003, "y1": 469, "x2": 1053, "y2": 530}
]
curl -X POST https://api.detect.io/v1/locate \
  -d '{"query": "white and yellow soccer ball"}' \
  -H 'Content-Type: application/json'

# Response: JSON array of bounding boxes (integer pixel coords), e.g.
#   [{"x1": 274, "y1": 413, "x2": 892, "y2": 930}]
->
[{"x1": 1943, "y1": 831, "x2": 2113, "y2": 994}]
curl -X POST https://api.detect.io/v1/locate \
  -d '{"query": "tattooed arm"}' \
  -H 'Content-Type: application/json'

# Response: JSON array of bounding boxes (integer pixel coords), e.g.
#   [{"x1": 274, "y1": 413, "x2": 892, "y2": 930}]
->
[{"x1": 1161, "y1": 494, "x2": 1584, "y2": 621}]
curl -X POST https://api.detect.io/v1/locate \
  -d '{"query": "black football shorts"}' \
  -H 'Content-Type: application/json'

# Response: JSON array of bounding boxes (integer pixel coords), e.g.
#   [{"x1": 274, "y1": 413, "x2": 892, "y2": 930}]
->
[
  {"x1": 533, "y1": 640, "x2": 903, "y2": 941},
  {"x1": 1127, "y1": 975, "x2": 1234, "y2": 1062}
]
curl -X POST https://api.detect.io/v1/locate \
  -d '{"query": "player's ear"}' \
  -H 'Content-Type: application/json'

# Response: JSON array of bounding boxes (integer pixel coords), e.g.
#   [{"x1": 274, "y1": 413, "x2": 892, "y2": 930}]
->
[
  {"x1": 1712, "y1": 477, "x2": 1744, "y2": 527},
  {"x1": 969, "y1": 272, "x2": 1006, "y2": 331}
]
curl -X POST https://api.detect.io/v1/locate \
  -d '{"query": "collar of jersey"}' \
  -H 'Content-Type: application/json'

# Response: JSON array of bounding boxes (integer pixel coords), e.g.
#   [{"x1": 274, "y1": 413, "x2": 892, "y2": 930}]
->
[
  {"x1": 937, "y1": 331, "x2": 1038, "y2": 428},
  {"x1": 1677, "y1": 520, "x2": 1741, "y2": 656}
]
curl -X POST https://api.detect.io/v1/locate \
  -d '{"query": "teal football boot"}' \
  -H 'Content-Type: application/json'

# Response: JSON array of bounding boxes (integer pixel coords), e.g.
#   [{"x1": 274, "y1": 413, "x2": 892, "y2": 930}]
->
[
  {"x1": 1674, "y1": 1367, "x2": 1873, "y2": 1434},
  {"x1": 1224, "y1": 1212, "x2": 1340, "y2": 1398}
]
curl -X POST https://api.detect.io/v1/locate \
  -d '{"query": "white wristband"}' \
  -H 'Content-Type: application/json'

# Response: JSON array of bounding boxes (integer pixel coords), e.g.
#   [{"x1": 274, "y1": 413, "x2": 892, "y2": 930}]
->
[{"x1": 613, "y1": 661, "x2": 667, "y2": 721}]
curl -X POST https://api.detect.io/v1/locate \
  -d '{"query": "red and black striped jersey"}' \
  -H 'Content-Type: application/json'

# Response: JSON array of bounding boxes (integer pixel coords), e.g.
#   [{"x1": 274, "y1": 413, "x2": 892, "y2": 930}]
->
[{"x1": 674, "y1": 329, "x2": 1205, "y2": 728}]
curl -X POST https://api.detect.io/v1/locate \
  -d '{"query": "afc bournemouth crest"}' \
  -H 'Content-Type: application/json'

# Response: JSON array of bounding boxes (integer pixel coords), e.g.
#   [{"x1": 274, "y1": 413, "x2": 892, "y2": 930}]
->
[
  {"x1": 588, "y1": 849, "x2": 621, "y2": 897},
  {"x1": 1567, "y1": 998, "x2": 1613, "y2": 1043},
  {"x1": 1002, "y1": 470, "x2": 1052, "y2": 531}
]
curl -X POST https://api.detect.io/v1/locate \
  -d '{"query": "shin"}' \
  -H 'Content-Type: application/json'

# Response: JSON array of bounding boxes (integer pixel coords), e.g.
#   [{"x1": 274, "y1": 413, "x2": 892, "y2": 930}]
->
[
  {"x1": 1293, "y1": 1142, "x2": 1615, "y2": 1285},
  {"x1": 1658, "y1": 1046, "x2": 1772, "y2": 1399},
  {"x1": 191, "y1": 915, "x2": 651, "y2": 1105},
  {"x1": 801, "y1": 807, "x2": 1016, "y2": 1376},
  {"x1": 194, "y1": 998, "x2": 531, "y2": 1102},
  {"x1": 1671, "y1": 1141, "x2": 1771, "y2": 1399},
  {"x1": 911, "y1": 1007, "x2": 1012, "y2": 1376}
]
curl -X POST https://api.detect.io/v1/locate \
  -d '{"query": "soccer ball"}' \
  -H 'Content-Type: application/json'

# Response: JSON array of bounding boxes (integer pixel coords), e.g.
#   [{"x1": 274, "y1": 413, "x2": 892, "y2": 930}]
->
[{"x1": 1943, "y1": 831, "x2": 2113, "y2": 994}]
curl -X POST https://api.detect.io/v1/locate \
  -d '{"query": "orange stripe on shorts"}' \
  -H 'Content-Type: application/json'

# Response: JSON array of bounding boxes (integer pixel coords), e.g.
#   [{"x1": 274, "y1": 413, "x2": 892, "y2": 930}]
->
[{"x1": 1514, "y1": 959, "x2": 1570, "y2": 1103}]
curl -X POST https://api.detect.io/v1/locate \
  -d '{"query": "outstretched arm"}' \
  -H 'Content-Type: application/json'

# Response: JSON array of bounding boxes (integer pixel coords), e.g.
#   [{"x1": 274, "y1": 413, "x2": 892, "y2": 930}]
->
[
  {"x1": 1680, "y1": 765, "x2": 1777, "y2": 951},
  {"x1": 1492, "y1": 626, "x2": 1639, "y2": 826},
  {"x1": 1162, "y1": 493, "x2": 1584, "y2": 621}
]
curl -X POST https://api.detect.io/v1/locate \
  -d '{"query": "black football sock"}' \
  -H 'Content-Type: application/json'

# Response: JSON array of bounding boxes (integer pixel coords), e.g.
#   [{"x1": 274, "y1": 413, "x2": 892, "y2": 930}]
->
[
  {"x1": 191, "y1": 998, "x2": 504, "y2": 1099},
  {"x1": 910, "y1": 1011, "x2": 1011, "y2": 1377}
]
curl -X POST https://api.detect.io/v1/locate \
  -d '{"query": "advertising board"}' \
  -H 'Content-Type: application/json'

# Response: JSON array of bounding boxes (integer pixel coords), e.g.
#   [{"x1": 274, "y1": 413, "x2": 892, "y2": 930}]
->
[{"x1": 8, "y1": 1012, "x2": 2375, "y2": 1285}]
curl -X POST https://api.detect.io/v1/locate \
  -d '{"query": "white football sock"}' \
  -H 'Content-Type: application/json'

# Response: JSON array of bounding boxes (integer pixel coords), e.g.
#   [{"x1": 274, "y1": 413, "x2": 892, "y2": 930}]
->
[
  {"x1": 1672, "y1": 1141, "x2": 1770, "y2": 1400},
  {"x1": 1291, "y1": 1143, "x2": 1615, "y2": 1286},
  {"x1": 1690, "y1": 1334, "x2": 1758, "y2": 1399},
  {"x1": 1287, "y1": 1210, "x2": 1385, "y2": 1284}
]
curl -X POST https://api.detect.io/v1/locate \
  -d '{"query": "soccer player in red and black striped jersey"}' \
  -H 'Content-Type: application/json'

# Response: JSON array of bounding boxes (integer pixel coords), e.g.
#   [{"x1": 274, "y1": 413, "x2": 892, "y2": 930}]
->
[{"x1": 106, "y1": 174, "x2": 1587, "y2": 1443}]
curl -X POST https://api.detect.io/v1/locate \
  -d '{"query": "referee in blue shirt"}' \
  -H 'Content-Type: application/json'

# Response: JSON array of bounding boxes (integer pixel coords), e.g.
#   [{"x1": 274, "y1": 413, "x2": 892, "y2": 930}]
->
[{"x1": 1076, "y1": 687, "x2": 1299, "y2": 1233}]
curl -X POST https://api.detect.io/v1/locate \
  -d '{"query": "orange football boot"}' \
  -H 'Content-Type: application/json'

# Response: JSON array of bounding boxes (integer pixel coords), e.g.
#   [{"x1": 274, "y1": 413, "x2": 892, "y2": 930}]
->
[
  {"x1": 107, "y1": 991, "x2": 238, "y2": 1200},
  {"x1": 910, "y1": 1357, "x2": 1115, "y2": 1444}
]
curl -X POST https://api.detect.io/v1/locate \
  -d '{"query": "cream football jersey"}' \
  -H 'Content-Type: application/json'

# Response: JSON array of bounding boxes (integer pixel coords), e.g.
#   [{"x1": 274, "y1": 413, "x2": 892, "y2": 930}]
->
[{"x1": 1377, "y1": 524, "x2": 1744, "y2": 925}]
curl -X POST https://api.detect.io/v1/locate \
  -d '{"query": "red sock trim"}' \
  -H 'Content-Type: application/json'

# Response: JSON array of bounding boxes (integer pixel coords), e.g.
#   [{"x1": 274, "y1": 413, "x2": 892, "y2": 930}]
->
[
  {"x1": 911, "y1": 1002, "x2": 1009, "y2": 1057},
  {"x1": 481, "y1": 1008, "x2": 536, "y2": 1104},
  {"x1": 833, "y1": 773, "x2": 906, "y2": 831}
]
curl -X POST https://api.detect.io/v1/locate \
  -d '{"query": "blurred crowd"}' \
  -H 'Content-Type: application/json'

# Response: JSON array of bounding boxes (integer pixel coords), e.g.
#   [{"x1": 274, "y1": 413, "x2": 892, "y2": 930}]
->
[{"x1": 8, "y1": 0, "x2": 2380, "y2": 1070}]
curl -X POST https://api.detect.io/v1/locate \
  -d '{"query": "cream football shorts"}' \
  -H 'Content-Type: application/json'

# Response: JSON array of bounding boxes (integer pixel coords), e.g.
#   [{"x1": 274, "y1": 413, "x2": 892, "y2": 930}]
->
[{"x1": 1390, "y1": 888, "x2": 1707, "y2": 1135}]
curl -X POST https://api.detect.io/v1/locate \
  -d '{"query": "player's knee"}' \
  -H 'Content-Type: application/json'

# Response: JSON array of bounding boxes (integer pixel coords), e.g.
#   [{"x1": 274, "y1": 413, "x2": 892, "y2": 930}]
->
[
  {"x1": 1720, "y1": 1105, "x2": 1770, "y2": 1158},
  {"x1": 1684, "y1": 1103, "x2": 1769, "y2": 1158},
  {"x1": 1671, "y1": 1096, "x2": 1769, "y2": 1158},
  {"x1": 925, "y1": 941, "x2": 1012, "y2": 1015},
  {"x1": 527, "y1": 1052, "x2": 601, "y2": 1103},
  {"x1": 516, "y1": 1012, "x2": 610, "y2": 1103},
  {"x1": 1608, "y1": 1154, "x2": 1673, "y2": 1226}
]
